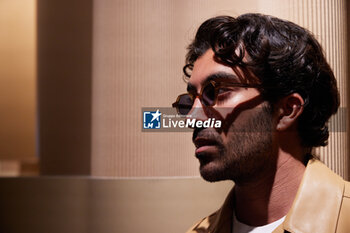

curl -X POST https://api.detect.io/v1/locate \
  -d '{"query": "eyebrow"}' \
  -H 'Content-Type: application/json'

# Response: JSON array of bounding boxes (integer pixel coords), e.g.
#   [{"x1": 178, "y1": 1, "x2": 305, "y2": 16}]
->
[{"x1": 186, "y1": 72, "x2": 240, "y2": 93}]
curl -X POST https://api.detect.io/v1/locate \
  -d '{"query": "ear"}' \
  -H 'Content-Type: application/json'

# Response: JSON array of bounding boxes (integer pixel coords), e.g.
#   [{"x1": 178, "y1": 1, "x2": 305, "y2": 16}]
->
[{"x1": 275, "y1": 93, "x2": 304, "y2": 131}]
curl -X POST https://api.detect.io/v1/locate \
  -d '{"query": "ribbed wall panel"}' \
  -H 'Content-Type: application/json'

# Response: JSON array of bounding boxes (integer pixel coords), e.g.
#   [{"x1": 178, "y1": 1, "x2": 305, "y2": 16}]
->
[{"x1": 91, "y1": 0, "x2": 348, "y2": 178}]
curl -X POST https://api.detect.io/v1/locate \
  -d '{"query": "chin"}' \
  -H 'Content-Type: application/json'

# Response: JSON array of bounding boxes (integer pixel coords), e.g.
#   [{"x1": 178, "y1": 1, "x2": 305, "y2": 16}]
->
[{"x1": 199, "y1": 162, "x2": 228, "y2": 182}]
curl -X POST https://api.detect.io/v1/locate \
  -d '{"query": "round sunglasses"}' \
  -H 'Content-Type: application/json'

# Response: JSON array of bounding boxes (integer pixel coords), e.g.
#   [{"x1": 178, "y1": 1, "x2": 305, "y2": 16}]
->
[{"x1": 172, "y1": 80, "x2": 261, "y2": 115}]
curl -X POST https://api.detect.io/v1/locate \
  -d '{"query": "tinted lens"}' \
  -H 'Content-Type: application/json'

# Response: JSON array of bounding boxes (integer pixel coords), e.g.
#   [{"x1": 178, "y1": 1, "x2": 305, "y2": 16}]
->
[
  {"x1": 177, "y1": 94, "x2": 193, "y2": 115},
  {"x1": 202, "y1": 82, "x2": 216, "y2": 106}
]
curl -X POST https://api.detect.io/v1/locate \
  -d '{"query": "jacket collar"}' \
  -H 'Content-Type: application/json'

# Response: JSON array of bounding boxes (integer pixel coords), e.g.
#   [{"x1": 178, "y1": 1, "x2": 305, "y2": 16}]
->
[
  {"x1": 210, "y1": 159, "x2": 345, "y2": 233},
  {"x1": 283, "y1": 159, "x2": 344, "y2": 233}
]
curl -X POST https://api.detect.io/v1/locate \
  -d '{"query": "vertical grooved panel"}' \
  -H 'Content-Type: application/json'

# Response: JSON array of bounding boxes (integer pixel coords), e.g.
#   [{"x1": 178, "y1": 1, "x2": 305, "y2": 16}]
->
[{"x1": 91, "y1": 0, "x2": 348, "y2": 178}]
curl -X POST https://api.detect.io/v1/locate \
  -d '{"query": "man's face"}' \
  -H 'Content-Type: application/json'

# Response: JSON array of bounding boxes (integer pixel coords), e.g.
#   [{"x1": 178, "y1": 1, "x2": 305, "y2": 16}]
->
[{"x1": 188, "y1": 49, "x2": 276, "y2": 183}]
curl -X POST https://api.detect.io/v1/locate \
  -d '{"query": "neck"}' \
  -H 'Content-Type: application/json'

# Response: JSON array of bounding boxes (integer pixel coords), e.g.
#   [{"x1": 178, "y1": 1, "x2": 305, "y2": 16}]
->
[{"x1": 234, "y1": 151, "x2": 306, "y2": 226}]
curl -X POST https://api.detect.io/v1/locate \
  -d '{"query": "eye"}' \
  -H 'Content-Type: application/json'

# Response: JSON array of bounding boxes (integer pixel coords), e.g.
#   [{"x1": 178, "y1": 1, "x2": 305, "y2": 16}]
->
[
  {"x1": 218, "y1": 88, "x2": 230, "y2": 94},
  {"x1": 216, "y1": 88, "x2": 233, "y2": 104},
  {"x1": 217, "y1": 87, "x2": 239, "y2": 96}
]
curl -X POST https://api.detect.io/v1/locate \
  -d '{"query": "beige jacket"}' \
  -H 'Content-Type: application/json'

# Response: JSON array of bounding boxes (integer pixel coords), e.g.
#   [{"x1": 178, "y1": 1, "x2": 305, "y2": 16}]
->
[{"x1": 187, "y1": 159, "x2": 350, "y2": 233}]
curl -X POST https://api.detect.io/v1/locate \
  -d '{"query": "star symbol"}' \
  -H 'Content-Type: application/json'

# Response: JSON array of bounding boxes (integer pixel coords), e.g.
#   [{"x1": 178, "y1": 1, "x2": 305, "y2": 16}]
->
[{"x1": 151, "y1": 110, "x2": 161, "y2": 122}]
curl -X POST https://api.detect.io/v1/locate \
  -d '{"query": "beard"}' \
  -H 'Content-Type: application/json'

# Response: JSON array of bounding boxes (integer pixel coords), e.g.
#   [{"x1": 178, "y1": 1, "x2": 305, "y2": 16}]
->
[{"x1": 194, "y1": 104, "x2": 274, "y2": 183}]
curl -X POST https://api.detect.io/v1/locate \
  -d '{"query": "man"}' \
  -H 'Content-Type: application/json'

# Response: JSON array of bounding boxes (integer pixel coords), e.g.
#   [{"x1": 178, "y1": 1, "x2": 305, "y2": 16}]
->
[{"x1": 172, "y1": 14, "x2": 350, "y2": 233}]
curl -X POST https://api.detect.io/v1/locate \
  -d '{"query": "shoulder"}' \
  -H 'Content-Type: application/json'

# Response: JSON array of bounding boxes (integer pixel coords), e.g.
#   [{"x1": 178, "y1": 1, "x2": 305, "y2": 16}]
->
[
  {"x1": 284, "y1": 159, "x2": 350, "y2": 233},
  {"x1": 336, "y1": 179, "x2": 350, "y2": 232}
]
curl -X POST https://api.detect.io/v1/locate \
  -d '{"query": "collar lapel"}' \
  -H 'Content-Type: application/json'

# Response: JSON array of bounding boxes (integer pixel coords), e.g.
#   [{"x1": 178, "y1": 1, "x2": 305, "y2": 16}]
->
[{"x1": 283, "y1": 159, "x2": 344, "y2": 233}]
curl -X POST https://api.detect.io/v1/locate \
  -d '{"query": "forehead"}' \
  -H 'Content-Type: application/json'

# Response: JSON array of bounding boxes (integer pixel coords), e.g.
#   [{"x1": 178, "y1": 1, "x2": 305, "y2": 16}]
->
[{"x1": 189, "y1": 49, "x2": 239, "y2": 90}]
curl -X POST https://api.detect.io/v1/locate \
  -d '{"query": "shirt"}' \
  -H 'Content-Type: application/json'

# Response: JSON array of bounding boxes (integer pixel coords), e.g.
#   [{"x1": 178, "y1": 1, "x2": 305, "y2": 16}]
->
[{"x1": 232, "y1": 212, "x2": 285, "y2": 233}]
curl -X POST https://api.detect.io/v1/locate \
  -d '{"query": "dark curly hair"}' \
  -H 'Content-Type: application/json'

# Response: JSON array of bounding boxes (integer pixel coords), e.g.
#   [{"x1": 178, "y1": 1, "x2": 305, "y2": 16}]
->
[{"x1": 184, "y1": 13, "x2": 339, "y2": 147}]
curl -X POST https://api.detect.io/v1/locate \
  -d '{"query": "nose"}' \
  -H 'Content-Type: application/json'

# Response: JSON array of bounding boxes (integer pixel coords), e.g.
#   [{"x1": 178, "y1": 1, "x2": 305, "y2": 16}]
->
[{"x1": 186, "y1": 97, "x2": 208, "y2": 122}]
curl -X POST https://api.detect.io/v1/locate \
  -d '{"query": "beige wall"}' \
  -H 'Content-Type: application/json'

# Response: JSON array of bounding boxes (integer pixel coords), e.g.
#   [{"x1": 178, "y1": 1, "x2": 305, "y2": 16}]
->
[
  {"x1": 0, "y1": 0, "x2": 37, "y2": 174},
  {"x1": 348, "y1": 0, "x2": 350, "y2": 181},
  {"x1": 4, "y1": 0, "x2": 346, "y2": 177},
  {"x1": 91, "y1": 0, "x2": 349, "y2": 178}
]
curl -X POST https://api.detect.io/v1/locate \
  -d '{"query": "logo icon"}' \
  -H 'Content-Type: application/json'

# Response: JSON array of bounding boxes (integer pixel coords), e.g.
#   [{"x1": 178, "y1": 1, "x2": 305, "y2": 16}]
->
[{"x1": 143, "y1": 109, "x2": 162, "y2": 129}]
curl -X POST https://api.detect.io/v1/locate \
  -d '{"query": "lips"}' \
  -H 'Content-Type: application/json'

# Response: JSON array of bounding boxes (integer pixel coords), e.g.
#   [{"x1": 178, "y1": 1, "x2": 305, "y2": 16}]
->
[
  {"x1": 194, "y1": 138, "x2": 218, "y2": 148},
  {"x1": 194, "y1": 137, "x2": 219, "y2": 154}
]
